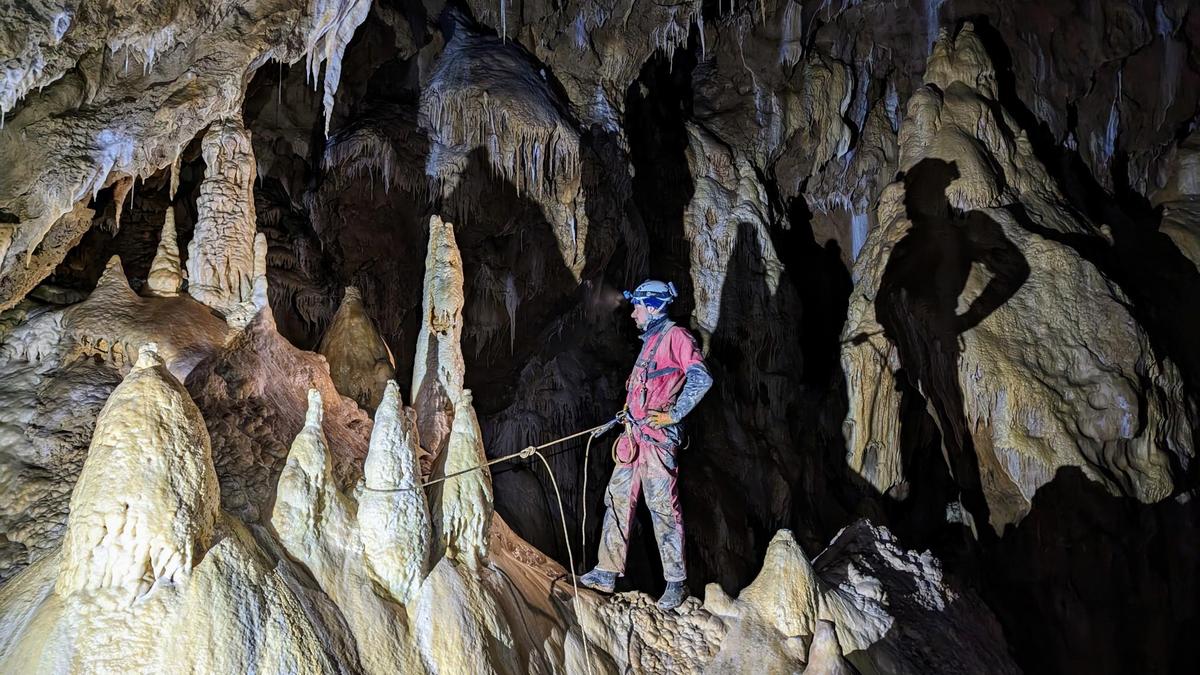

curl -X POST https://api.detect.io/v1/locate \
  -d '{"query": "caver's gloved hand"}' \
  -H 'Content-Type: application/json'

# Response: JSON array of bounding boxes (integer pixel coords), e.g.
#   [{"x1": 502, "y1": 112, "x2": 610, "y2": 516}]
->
[{"x1": 646, "y1": 409, "x2": 676, "y2": 429}]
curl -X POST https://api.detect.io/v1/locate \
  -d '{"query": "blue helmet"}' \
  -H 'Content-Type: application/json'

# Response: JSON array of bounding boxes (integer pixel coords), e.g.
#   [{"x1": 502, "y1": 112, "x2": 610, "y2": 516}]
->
[{"x1": 623, "y1": 279, "x2": 677, "y2": 310}]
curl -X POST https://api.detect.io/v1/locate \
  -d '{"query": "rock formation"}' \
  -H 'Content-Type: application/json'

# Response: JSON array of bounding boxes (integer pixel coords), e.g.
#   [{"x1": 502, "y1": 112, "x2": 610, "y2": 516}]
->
[
  {"x1": 437, "y1": 390, "x2": 493, "y2": 567},
  {"x1": 411, "y1": 214, "x2": 467, "y2": 462},
  {"x1": 0, "y1": 2, "x2": 1197, "y2": 673},
  {"x1": 358, "y1": 381, "x2": 430, "y2": 605},
  {"x1": 187, "y1": 117, "x2": 259, "y2": 318},
  {"x1": 842, "y1": 23, "x2": 1192, "y2": 532},
  {"x1": 144, "y1": 208, "x2": 183, "y2": 297},
  {"x1": 318, "y1": 286, "x2": 396, "y2": 411}
]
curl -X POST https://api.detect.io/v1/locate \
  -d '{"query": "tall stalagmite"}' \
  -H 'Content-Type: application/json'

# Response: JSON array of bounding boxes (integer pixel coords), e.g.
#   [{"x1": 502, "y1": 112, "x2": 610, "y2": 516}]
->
[
  {"x1": 144, "y1": 209, "x2": 183, "y2": 297},
  {"x1": 187, "y1": 117, "x2": 259, "y2": 319},
  {"x1": 411, "y1": 215, "x2": 466, "y2": 460},
  {"x1": 359, "y1": 380, "x2": 431, "y2": 605}
]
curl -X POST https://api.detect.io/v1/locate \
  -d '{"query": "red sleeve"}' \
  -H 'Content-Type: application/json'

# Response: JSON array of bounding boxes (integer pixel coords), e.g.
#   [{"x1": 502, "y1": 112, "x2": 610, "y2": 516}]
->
[{"x1": 667, "y1": 326, "x2": 704, "y2": 370}]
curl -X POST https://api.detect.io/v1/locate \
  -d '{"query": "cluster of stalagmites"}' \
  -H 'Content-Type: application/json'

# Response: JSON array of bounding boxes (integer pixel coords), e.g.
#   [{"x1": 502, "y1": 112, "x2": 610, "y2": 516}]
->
[{"x1": 0, "y1": 209, "x2": 1014, "y2": 672}]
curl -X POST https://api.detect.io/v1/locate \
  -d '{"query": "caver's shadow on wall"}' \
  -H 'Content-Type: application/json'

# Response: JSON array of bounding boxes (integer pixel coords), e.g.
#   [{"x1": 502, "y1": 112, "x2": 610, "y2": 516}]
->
[{"x1": 872, "y1": 158, "x2": 1029, "y2": 537}]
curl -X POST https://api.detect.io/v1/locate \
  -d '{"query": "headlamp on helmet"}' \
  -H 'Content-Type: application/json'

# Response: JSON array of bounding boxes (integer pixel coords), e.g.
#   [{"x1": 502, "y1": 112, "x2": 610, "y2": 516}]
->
[{"x1": 623, "y1": 280, "x2": 678, "y2": 310}]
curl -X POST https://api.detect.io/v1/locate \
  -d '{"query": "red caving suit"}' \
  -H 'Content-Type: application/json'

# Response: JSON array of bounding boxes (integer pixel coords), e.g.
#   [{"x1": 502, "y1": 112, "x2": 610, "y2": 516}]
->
[{"x1": 596, "y1": 316, "x2": 712, "y2": 582}]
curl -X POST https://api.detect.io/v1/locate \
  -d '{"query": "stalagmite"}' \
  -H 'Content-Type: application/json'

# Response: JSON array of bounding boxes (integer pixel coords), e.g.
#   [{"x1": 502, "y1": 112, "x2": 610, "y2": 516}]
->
[
  {"x1": 2, "y1": 4, "x2": 1195, "y2": 673},
  {"x1": 272, "y1": 388, "x2": 416, "y2": 673},
  {"x1": 318, "y1": 286, "x2": 396, "y2": 411},
  {"x1": 57, "y1": 343, "x2": 219, "y2": 597},
  {"x1": 144, "y1": 208, "x2": 183, "y2": 297},
  {"x1": 0, "y1": 352, "x2": 338, "y2": 673},
  {"x1": 187, "y1": 117, "x2": 259, "y2": 319},
  {"x1": 61, "y1": 256, "x2": 229, "y2": 379},
  {"x1": 273, "y1": 389, "x2": 343, "y2": 566},
  {"x1": 437, "y1": 390, "x2": 493, "y2": 568},
  {"x1": 805, "y1": 620, "x2": 854, "y2": 675},
  {"x1": 359, "y1": 381, "x2": 430, "y2": 605},
  {"x1": 411, "y1": 215, "x2": 466, "y2": 460}
]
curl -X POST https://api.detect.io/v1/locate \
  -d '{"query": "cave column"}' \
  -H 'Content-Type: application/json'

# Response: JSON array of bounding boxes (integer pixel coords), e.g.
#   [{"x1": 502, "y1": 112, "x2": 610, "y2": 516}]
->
[{"x1": 187, "y1": 116, "x2": 259, "y2": 320}]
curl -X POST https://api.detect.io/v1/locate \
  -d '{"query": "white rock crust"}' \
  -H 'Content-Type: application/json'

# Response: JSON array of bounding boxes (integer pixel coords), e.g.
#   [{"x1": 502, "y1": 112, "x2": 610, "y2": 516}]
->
[
  {"x1": 359, "y1": 380, "x2": 430, "y2": 605},
  {"x1": 437, "y1": 390, "x2": 493, "y2": 568},
  {"x1": 57, "y1": 343, "x2": 218, "y2": 596}
]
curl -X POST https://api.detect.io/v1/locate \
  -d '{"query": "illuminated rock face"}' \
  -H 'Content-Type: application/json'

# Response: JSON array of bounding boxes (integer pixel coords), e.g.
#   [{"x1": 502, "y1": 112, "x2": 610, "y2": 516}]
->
[
  {"x1": 842, "y1": 24, "x2": 1192, "y2": 533},
  {"x1": 57, "y1": 344, "x2": 219, "y2": 597},
  {"x1": 0, "y1": 0, "x2": 374, "y2": 313},
  {"x1": 0, "y1": 210, "x2": 1015, "y2": 675},
  {"x1": 0, "y1": 2, "x2": 1197, "y2": 673}
]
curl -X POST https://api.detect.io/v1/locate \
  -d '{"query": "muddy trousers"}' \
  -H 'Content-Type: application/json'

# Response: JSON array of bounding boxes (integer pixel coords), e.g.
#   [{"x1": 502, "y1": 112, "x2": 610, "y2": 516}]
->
[{"x1": 595, "y1": 438, "x2": 686, "y2": 582}]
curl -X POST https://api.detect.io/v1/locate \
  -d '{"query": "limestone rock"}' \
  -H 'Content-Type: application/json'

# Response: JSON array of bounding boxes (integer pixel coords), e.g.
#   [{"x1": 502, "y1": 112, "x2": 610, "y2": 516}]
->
[
  {"x1": 1156, "y1": 129, "x2": 1200, "y2": 271},
  {"x1": 0, "y1": 0, "x2": 373, "y2": 312},
  {"x1": 411, "y1": 215, "x2": 466, "y2": 461},
  {"x1": 437, "y1": 390, "x2": 493, "y2": 568},
  {"x1": 271, "y1": 388, "x2": 417, "y2": 673},
  {"x1": 187, "y1": 117, "x2": 259, "y2": 318},
  {"x1": 0, "y1": 364, "x2": 337, "y2": 672},
  {"x1": 420, "y1": 10, "x2": 586, "y2": 275},
  {"x1": 318, "y1": 286, "x2": 396, "y2": 411},
  {"x1": 842, "y1": 22, "x2": 1192, "y2": 531},
  {"x1": 57, "y1": 344, "x2": 220, "y2": 597},
  {"x1": 62, "y1": 256, "x2": 229, "y2": 380},
  {"x1": 805, "y1": 620, "x2": 854, "y2": 675},
  {"x1": 359, "y1": 381, "x2": 430, "y2": 605},
  {"x1": 698, "y1": 523, "x2": 1018, "y2": 675},
  {"x1": 144, "y1": 208, "x2": 183, "y2": 297},
  {"x1": 186, "y1": 310, "x2": 372, "y2": 522},
  {"x1": 683, "y1": 122, "x2": 785, "y2": 349}
]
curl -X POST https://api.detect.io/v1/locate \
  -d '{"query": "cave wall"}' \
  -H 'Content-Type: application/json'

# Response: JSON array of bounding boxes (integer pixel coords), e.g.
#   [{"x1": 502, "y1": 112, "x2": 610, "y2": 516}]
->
[{"x1": 1, "y1": 1, "x2": 1198, "y2": 673}]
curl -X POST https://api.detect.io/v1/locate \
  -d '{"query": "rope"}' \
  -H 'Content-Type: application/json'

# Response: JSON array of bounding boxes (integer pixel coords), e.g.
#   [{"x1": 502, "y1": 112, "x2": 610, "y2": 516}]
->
[
  {"x1": 529, "y1": 446, "x2": 595, "y2": 675},
  {"x1": 361, "y1": 422, "x2": 610, "y2": 493},
  {"x1": 359, "y1": 419, "x2": 618, "y2": 675}
]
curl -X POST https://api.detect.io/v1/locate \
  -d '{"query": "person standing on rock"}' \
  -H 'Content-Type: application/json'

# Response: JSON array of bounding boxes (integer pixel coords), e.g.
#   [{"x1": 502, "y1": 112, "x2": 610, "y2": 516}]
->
[{"x1": 578, "y1": 280, "x2": 713, "y2": 610}]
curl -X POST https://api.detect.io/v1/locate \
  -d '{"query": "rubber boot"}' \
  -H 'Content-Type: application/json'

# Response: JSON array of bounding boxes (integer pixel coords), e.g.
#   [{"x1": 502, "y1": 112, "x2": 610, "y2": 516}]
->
[
  {"x1": 657, "y1": 581, "x2": 688, "y2": 610},
  {"x1": 578, "y1": 568, "x2": 617, "y2": 593}
]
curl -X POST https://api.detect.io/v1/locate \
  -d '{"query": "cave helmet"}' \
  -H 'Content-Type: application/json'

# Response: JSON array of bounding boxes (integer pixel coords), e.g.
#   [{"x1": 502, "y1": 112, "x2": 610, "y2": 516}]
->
[{"x1": 624, "y1": 279, "x2": 678, "y2": 311}]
